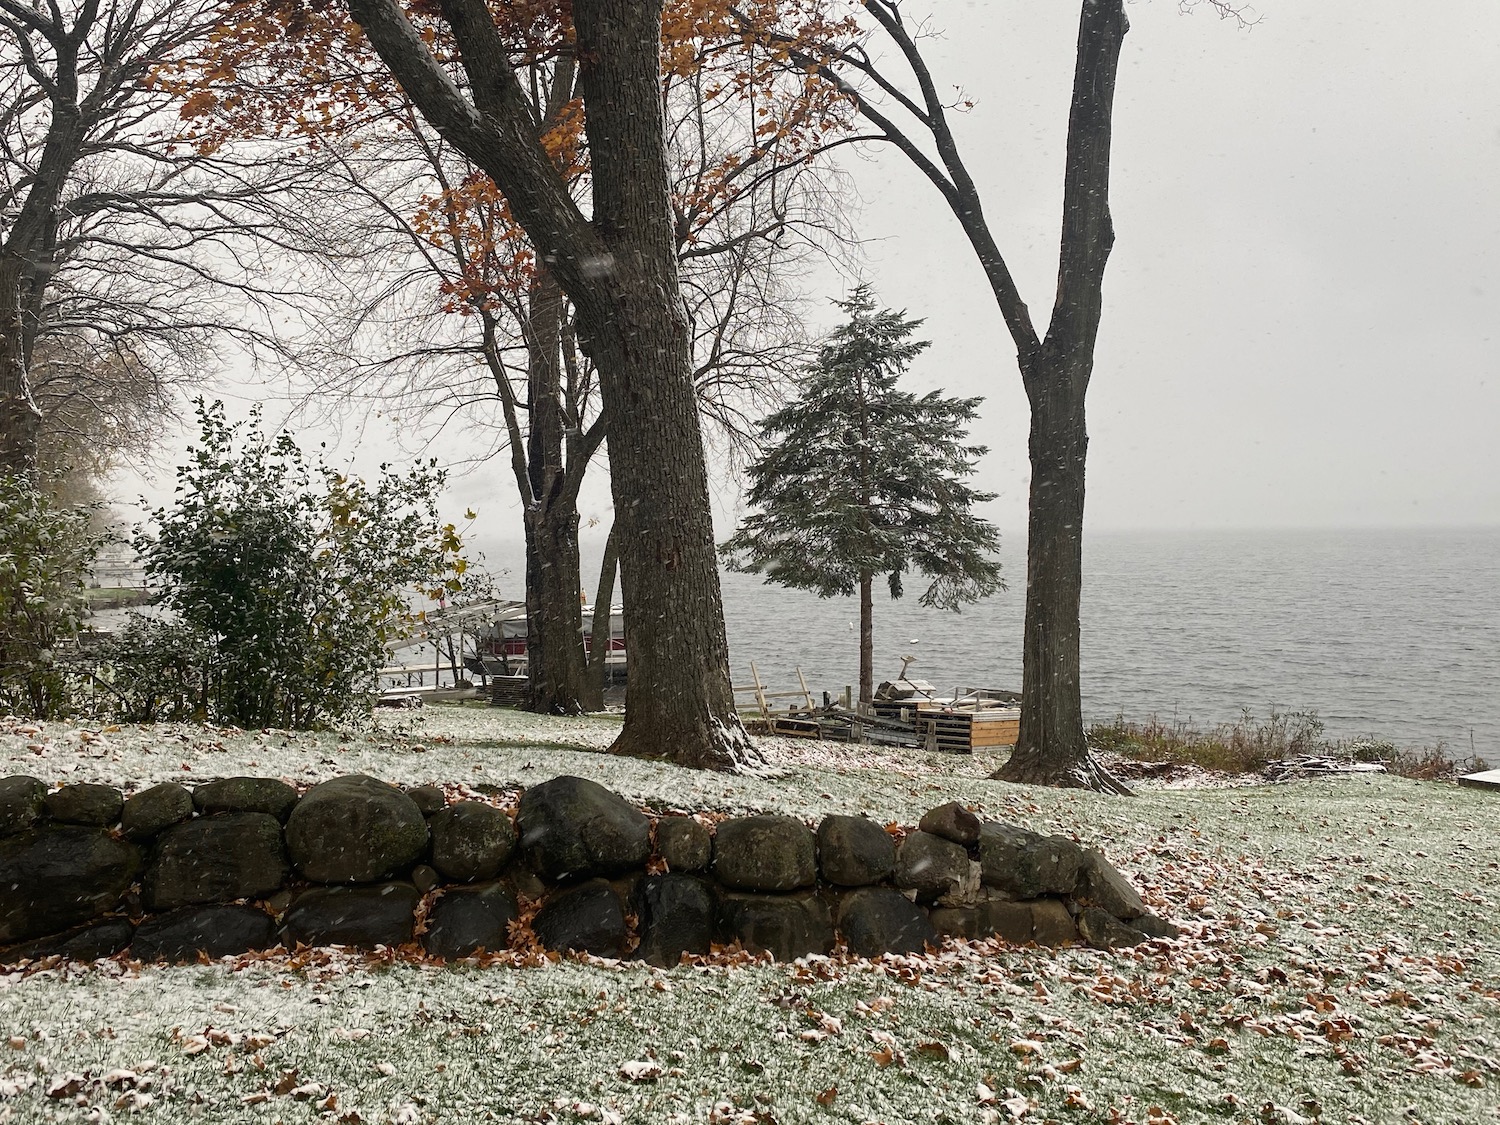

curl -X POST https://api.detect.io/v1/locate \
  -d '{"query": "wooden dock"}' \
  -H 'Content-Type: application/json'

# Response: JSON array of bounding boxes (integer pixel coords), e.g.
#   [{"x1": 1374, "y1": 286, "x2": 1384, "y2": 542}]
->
[{"x1": 1458, "y1": 769, "x2": 1500, "y2": 792}]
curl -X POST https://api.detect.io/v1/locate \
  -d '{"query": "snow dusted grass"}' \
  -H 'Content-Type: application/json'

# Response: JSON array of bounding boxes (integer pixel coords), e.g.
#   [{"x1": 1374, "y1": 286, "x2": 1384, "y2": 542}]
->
[{"x1": 2, "y1": 707, "x2": 1499, "y2": 1124}]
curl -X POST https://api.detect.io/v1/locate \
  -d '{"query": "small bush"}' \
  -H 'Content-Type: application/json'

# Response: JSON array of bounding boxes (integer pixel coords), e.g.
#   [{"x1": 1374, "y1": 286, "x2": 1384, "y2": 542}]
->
[
  {"x1": 104, "y1": 401, "x2": 466, "y2": 730},
  {"x1": 0, "y1": 474, "x2": 105, "y2": 718}
]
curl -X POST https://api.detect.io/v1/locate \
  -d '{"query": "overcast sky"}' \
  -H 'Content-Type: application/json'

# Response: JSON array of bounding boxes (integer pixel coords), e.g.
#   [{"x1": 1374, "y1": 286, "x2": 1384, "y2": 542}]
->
[{"x1": 127, "y1": 0, "x2": 1500, "y2": 545}]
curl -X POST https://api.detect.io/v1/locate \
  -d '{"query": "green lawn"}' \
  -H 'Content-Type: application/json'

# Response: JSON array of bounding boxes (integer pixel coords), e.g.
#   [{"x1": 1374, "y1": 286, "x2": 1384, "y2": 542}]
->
[{"x1": 1, "y1": 708, "x2": 1497, "y2": 1124}]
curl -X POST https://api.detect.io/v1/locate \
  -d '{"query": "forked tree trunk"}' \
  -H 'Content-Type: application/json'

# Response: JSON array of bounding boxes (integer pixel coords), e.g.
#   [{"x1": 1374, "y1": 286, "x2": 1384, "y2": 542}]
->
[
  {"x1": 573, "y1": 0, "x2": 757, "y2": 770},
  {"x1": 351, "y1": 0, "x2": 758, "y2": 770}
]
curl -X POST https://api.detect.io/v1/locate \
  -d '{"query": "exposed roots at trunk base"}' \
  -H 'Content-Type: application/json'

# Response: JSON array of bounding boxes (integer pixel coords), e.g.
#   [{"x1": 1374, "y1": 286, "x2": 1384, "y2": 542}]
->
[
  {"x1": 992, "y1": 750, "x2": 1134, "y2": 795},
  {"x1": 609, "y1": 716, "x2": 770, "y2": 775}
]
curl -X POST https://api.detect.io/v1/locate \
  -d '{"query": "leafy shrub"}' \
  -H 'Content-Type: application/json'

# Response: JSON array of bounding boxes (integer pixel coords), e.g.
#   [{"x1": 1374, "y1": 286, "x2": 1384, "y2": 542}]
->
[
  {"x1": 105, "y1": 401, "x2": 465, "y2": 729},
  {"x1": 0, "y1": 474, "x2": 104, "y2": 718}
]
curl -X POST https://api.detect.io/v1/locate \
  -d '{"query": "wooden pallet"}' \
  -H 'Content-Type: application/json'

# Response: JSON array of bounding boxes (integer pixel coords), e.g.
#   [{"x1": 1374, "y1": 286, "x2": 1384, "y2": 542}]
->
[{"x1": 913, "y1": 706, "x2": 1020, "y2": 753}]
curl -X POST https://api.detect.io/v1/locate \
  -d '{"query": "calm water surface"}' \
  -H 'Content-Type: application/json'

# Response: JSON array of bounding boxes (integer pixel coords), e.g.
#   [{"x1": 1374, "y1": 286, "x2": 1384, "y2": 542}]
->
[{"x1": 718, "y1": 527, "x2": 1500, "y2": 756}]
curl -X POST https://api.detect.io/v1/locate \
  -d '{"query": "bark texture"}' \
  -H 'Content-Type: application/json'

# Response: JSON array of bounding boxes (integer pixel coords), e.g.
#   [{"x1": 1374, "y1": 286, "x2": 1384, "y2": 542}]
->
[
  {"x1": 993, "y1": 0, "x2": 1131, "y2": 793},
  {"x1": 522, "y1": 271, "x2": 588, "y2": 714}
]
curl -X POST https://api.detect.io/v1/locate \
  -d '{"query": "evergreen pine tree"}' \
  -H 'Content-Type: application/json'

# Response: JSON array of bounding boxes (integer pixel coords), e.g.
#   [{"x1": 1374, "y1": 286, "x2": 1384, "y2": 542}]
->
[{"x1": 721, "y1": 286, "x2": 1004, "y2": 704}]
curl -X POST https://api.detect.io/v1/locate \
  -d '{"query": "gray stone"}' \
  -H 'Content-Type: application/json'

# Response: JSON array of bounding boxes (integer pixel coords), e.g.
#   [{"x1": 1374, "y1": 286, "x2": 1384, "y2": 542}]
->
[
  {"x1": 281, "y1": 883, "x2": 420, "y2": 949},
  {"x1": 0, "y1": 827, "x2": 141, "y2": 943},
  {"x1": 121, "y1": 783, "x2": 193, "y2": 841},
  {"x1": 714, "y1": 815, "x2": 816, "y2": 892},
  {"x1": 928, "y1": 906, "x2": 979, "y2": 941},
  {"x1": 193, "y1": 777, "x2": 299, "y2": 821},
  {"x1": 0, "y1": 776, "x2": 46, "y2": 836},
  {"x1": 44, "y1": 783, "x2": 122, "y2": 826},
  {"x1": 1079, "y1": 848, "x2": 1147, "y2": 920},
  {"x1": 411, "y1": 864, "x2": 441, "y2": 894},
  {"x1": 816, "y1": 815, "x2": 895, "y2": 887},
  {"x1": 131, "y1": 905, "x2": 276, "y2": 962},
  {"x1": 532, "y1": 880, "x2": 627, "y2": 957},
  {"x1": 656, "y1": 816, "x2": 711, "y2": 873},
  {"x1": 405, "y1": 785, "x2": 447, "y2": 816},
  {"x1": 894, "y1": 831, "x2": 971, "y2": 904},
  {"x1": 429, "y1": 802, "x2": 515, "y2": 882},
  {"x1": 1131, "y1": 913, "x2": 1182, "y2": 940},
  {"x1": 1, "y1": 919, "x2": 134, "y2": 964},
  {"x1": 1028, "y1": 899, "x2": 1078, "y2": 946},
  {"x1": 717, "y1": 893, "x2": 834, "y2": 961},
  {"x1": 977, "y1": 899, "x2": 1037, "y2": 944},
  {"x1": 918, "y1": 802, "x2": 982, "y2": 847},
  {"x1": 979, "y1": 823, "x2": 1085, "y2": 898},
  {"x1": 422, "y1": 883, "x2": 517, "y2": 959},
  {"x1": 143, "y1": 812, "x2": 288, "y2": 911},
  {"x1": 516, "y1": 776, "x2": 650, "y2": 881},
  {"x1": 634, "y1": 874, "x2": 715, "y2": 967},
  {"x1": 1076, "y1": 906, "x2": 1148, "y2": 950},
  {"x1": 284, "y1": 775, "x2": 428, "y2": 883},
  {"x1": 837, "y1": 888, "x2": 936, "y2": 957}
]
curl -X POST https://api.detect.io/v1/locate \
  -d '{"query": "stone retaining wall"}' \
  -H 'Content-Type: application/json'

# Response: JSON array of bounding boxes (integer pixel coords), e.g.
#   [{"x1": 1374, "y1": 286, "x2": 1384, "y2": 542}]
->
[{"x1": 0, "y1": 772, "x2": 1178, "y2": 966}]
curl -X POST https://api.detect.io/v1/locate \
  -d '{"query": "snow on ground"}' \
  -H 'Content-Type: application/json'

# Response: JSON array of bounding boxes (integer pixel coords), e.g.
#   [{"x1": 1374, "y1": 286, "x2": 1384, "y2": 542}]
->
[{"x1": 2, "y1": 706, "x2": 1499, "y2": 1123}]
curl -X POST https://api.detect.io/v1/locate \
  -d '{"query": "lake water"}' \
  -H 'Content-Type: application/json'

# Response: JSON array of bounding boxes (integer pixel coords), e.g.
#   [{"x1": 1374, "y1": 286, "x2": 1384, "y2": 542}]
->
[{"x1": 715, "y1": 527, "x2": 1500, "y2": 757}]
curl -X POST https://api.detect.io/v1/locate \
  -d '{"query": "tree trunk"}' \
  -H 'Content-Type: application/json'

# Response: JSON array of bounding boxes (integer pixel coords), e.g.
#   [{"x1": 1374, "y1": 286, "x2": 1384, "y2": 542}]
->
[
  {"x1": 995, "y1": 362, "x2": 1127, "y2": 793},
  {"x1": 573, "y1": 0, "x2": 758, "y2": 770},
  {"x1": 524, "y1": 503, "x2": 588, "y2": 714},
  {"x1": 0, "y1": 256, "x2": 41, "y2": 475},
  {"x1": 523, "y1": 269, "x2": 588, "y2": 714},
  {"x1": 858, "y1": 570, "x2": 874, "y2": 707},
  {"x1": 350, "y1": 0, "x2": 758, "y2": 770},
  {"x1": 581, "y1": 521, "x2": 620, "y2": 711}
]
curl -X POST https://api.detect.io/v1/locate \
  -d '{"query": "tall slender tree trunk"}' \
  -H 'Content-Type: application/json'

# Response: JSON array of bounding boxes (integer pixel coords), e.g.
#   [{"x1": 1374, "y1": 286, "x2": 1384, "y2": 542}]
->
[
  {"x1": 998, "y1": 359, "x2": 1125, "y2": 792},
  {"x1": 0, "y1": 257, "x2": 41, "y2": 475},
  {"x1": 574, "y1": 0, "x2": 756, "y2": 769},
  {"x1": 858, "y1": 570, "x2": 874, "y2": 706},
  {"x1": 523, "y1": 269, "x2": 588, "y2": 714},
  {"x1": 582, "y1": 521, "x2": 620, "y2": 711}
]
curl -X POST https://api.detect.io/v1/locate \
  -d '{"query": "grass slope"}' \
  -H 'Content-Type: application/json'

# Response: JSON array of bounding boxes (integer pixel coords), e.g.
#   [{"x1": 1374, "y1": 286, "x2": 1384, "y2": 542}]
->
[{"x1": 1, "y1": 708, "x2": 1497, "y2": 1125}]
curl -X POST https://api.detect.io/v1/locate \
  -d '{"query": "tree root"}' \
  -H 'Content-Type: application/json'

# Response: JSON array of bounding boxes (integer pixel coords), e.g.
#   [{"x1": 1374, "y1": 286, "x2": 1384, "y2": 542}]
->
[{"x1": 992, "y1": 750, "x2": 1134, "y2": 795}]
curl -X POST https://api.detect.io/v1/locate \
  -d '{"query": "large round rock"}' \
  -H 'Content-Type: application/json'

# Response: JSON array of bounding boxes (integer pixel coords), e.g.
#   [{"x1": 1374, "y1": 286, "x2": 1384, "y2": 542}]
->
[
  {"x1": 634, "y1": 874, "x2": 715, "y2": 967},
  {"x1": 121, "y1": 783, "x2": 194, "y2": 841},
  {"x1": 532, "y1": 880, "x2": 627, "y2": 957},
  {"x1": 44, "y1": 783, "x2": 122, "y2": 826},
  {"x1": 284, "y1": 775, "x2": 428, "y2": 883},
  {"x1": 0, "y1": 776, "x2": 46, "y2": 836},
  {"x1": 0, "y1": 827, "x2": 141, "y2": 943},
  {"x1": 143, "y1": 812, "x2": 289, "y2": 911},
  {"x1": 281, "y1": 883, "x2": 420, "y2": 949},
  {"x1": 131, "y1": 905, "x2": 276, "y2": 963},
  {"x1": 515, "y1": 776, "x2": 649, "y2": 881},
  {"x1": 838, "y1": 888, "x2": 937, "y2": 957},
  {"x1": 717, "y1": 893, "x2": 833, "y2": 961},
  {"x1": 422, "y1": 883, "x2": 518, "y2": 959},
  {"x1": 714, "y1": 815, "x2": 816, "y2": 892},
  {"x1": 194, "y1": 777, "x2": 299, "y2": 822},
  {"x1": 0, "y1": 919, "x2": 134, "y2": 964},
  {"x1": 429, "y1": 802, "x2": 515, "y2": 882},
  {"x1": 894, "y1": 830, "x2": 972, "y2": 904},
  {"x1": 816, "y1": 815, "x2": 895, "y2": 887}
]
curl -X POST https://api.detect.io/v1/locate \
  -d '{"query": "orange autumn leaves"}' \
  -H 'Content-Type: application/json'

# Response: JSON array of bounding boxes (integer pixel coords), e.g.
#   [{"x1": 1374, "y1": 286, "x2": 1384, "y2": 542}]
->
[{"x1": 163, "y1": 0, "x2": 858, "y2": 314}]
